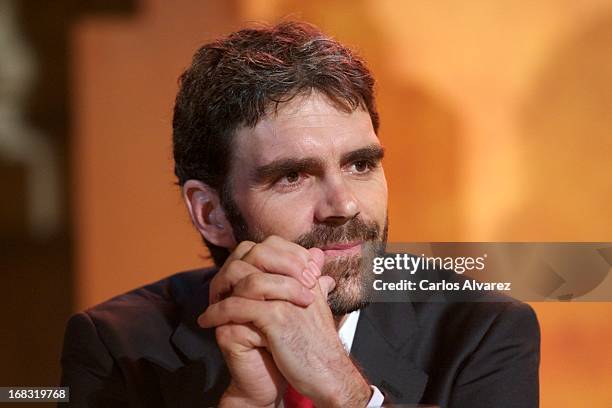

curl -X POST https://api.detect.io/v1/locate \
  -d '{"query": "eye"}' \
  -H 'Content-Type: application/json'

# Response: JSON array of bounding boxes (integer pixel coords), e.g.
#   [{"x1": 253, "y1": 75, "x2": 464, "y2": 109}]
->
[
  {"x1": 353, "y1": 160, "x2": 369, "y2": 173},
  {"x1": 349, "y1": 160, "x2": 376, "y2": 174},
  {"x1": 274, "y1": 171, "x2": 306, "y2": 190},
  {"x1": 284, "y1": 171, "x2": 300, "y2": 184}
]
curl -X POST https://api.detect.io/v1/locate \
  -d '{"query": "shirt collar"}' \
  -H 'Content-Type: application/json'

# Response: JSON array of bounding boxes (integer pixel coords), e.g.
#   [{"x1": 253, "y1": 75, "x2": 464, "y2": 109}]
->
[{"x1": 338, "y1": 309, "x2": 361, "y2": 352}]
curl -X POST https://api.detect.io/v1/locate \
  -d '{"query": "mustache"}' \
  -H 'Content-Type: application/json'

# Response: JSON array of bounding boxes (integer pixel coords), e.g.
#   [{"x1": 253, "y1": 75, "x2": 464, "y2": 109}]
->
[{"x1": 293, "y1": 216, "x2": 381, "y2": 249}]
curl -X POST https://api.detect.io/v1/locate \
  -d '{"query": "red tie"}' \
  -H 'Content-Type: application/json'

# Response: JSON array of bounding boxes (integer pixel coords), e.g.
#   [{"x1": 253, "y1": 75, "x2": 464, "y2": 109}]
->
[{"x1": 283, "y1": 384, "x2": 314, "y2": 408}]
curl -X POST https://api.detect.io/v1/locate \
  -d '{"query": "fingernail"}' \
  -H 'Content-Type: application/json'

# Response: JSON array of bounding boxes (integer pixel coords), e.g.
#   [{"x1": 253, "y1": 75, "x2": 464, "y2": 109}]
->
[
  {"x1": 302, "y1": 268, "x2": 316, "y2": 287},
  {"x1": 308, "y1": 260, "x2": 321, "y2": 277}
]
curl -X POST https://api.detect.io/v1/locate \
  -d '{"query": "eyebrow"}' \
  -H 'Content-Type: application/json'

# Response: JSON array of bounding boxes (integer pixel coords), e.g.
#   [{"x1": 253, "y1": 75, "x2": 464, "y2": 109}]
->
[
  {"x1": 252, "y1": 157, "x2": 324, "y2": 185},
  {"x1": 251, "y1": 143, "x2": 385, "y2": 185},
  {"x1": 339, "y1": 144, "x2": 385, "y2": 167}
]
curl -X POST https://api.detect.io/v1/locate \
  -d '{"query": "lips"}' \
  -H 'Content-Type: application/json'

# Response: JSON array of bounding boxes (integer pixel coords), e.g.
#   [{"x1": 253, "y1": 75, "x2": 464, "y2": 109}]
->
[{"x1": 318, "y1": 241, "x2": 363, "y2": 257}]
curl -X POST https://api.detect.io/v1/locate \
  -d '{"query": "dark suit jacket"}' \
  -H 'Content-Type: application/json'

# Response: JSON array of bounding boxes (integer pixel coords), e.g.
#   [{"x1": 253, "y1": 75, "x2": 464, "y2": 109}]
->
[{"x1": 60, "y1": 268, "x2": 540, "y2": 407}]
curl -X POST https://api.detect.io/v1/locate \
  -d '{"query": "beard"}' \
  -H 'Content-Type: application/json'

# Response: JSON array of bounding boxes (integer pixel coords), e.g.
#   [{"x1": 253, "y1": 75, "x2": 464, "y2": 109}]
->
[
  {"x1": 294, "y1": 217, "x2": 388, "y2": 315},
  {"x1": 221, "y1": 189, "x2": 388, "y2": 316}
]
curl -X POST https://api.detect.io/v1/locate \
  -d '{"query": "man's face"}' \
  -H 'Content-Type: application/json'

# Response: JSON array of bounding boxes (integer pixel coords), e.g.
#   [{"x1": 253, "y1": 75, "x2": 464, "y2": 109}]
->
[{"x1": 225, "y1": 92, "x2": 388, "y2": 315}]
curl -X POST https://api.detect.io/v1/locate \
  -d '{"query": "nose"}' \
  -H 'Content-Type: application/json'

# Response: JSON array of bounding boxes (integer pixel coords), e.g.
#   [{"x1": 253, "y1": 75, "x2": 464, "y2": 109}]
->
[{"x1": 314, "y1": 175, "x2": 359, "y2": 225}]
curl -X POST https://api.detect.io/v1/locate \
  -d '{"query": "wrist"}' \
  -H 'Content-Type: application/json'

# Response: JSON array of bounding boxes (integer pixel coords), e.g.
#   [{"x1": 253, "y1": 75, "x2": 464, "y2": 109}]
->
[
  {"x1": 219, "y1": 383, "x2": 276, "y2": 408},
  {"x1": 315, "y1": 362, "x2": 372, "y2": 407}
]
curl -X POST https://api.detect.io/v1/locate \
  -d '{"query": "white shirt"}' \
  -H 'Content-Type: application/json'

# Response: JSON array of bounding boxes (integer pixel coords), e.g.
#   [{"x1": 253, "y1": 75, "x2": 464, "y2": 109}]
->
[{"x1": 279, "y1": 310, "x2": 385, "y2": 407}]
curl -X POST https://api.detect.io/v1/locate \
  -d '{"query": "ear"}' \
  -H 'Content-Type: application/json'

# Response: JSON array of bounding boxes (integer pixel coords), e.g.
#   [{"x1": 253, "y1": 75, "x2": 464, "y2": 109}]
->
[{"x1": 181, "y1": 180, "x2": 237, "y2": 249}]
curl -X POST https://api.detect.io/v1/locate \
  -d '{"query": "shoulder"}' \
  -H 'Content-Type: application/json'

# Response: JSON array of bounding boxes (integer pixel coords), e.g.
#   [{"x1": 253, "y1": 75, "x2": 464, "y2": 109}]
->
[
  {"x1": 85, "y1": 268, "x2": 214, "y2": 321},
  {"x1": 64, "y1": 267, "x2": 217, "y2": 359}
]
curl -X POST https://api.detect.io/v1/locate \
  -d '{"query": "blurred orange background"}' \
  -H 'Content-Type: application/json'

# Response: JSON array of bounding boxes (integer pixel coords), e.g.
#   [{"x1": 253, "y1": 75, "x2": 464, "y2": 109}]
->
[{"x1": 46, "y1": 0, "x2": 612, "y2": 405}]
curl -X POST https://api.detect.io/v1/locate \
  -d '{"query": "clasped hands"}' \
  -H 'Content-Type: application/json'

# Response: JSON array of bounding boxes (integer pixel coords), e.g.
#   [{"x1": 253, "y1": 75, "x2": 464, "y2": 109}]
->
[{"x1": 197, "y1": 236, "x2": 372, "y2": 407}]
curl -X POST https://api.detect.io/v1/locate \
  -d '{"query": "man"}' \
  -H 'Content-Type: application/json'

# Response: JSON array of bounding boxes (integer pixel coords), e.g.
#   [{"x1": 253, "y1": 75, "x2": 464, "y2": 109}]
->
[{"x1": 60, "y1": 22, "x2": 540, "y2": 407}]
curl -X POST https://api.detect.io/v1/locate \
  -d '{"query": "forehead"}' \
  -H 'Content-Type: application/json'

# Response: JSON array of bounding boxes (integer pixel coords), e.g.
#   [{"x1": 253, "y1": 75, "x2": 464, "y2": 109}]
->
[{"x1": 232, "y1": 93, "x2": 378, "y2": 165}]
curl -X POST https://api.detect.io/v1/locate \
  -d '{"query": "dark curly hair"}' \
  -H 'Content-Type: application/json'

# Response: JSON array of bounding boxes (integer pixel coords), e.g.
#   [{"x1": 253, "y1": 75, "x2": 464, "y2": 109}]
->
[{"x1": 172, "y1": 21, "x2": 379, "y2": 266}]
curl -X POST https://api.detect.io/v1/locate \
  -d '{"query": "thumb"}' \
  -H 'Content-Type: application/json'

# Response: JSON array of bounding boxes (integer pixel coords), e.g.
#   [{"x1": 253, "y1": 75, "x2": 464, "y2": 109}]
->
[{"x1": 317, "y1": 275, "x2": 336, "y2": 298}]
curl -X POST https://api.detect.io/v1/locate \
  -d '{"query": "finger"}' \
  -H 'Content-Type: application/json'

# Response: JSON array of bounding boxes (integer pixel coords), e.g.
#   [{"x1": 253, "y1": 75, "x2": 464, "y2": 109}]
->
[
  {"x1": 228, "y1": 240, "x2": 257, "y2": 262},
  {"x1": 198, "y1": 297, "x2": 282, "y2": 329},
  {"x1": 210, "y1": 259, "x2": 262, "y2": 304},
  {"x1": 262, "y1": 235, "x2": 313, "y2": 266},
  {"x1": 308, "y1": 247, "x2": 325, "y2": 271},
  {"x1": 209, "y1": 241, "x2": 256, "y2": 303},
  {"x1": 317, "y1": 276, "x2": 336, "y2": 298},
  {"x1": 215, "y1": 323, "x2": 267, "y2": 351},
  {"x1": 233, "y1": 273, "x2": 314, "y2": 306},
  {"x1": 242, "y1": 238, "x2": 317, "y2": 288}
]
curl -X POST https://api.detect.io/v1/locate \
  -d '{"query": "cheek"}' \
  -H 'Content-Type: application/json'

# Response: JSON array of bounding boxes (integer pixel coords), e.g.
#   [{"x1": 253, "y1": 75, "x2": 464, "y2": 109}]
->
[
  {"x1": 352, "y1": 176, "x2": 388, "y2": 220},
  {"x1": 237, "y1": 174, "x2": 388, "y2": 239},
  {"x1": 241, "y1": 192, "x2": 316, "y2": 239}
]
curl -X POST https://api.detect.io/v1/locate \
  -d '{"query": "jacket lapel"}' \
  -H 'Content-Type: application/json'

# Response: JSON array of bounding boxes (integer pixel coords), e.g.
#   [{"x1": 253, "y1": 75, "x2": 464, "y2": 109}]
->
[
  {"x1": 169, "y1": 270, "x2": 230, "y2": 406},
  {"x1": 351, "y1": 301, "x2": 428, "y2": 404}
]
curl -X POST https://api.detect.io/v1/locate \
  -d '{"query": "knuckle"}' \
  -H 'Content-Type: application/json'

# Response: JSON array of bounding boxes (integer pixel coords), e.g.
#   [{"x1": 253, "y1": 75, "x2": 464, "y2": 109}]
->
[
  {"x1": 264, "y1": 235, "x2": 281, "y2": 245},
  {"x1": 226, "y1": 260, "x2": 252, "y2": 282},
  {"x1": 215, "y1": 324, "x2": 230, "y2": 337},
  {"x1": 263, "y1": 274, "x2": 286, "y2": 295},
  {"x1": 217, "y1": 298, "x2": 232, "y2": 314},
  {"x1": 211, "y1": 261, "x2": 241, "y2": 299},
  {"x1": 225, "y1": 259, "x2": 244, "y2": 275},
  {"x1": 277, "y1": 275, "x2": 298, "y2": 297},
  {"x1": 247, "y1": 244, "x2": 265, "y2": 261},
  {"x1": 237, "y1": 240, "x2": 255, "y2": 251},
  {"x1": 286, "y1": 279, "x2": 303, "y2": 297},
  {"x1": 269, "y1": 302, "x2": 287, "y2": 325},
  {"x1": 287, "y1": 242, "x2": 312, "y2": 267},
  {"x1": 215, "y1": 325, "x2": 232, "y2": 345},
  {"x1": 235, "y1": 241, "x2": 256, "y2": 257},
  {"x1": 225, "y1": 258, "x2": 238, "y2": 270},
  {"x1": 287, "y1": 252, "x2": 307, "y2": 272},
  {"x1": 289, "y1": 242, "x2": 312, "y2": 260},
  {"x1": 242, "y1": 273, "x2": 262, "y2": 293},
  {"x1": 218, "y1": 257, "x2": 236, "y2": 277},
  {"x1": 269, "y1": 274, "x2": 286, "y2": 286}
]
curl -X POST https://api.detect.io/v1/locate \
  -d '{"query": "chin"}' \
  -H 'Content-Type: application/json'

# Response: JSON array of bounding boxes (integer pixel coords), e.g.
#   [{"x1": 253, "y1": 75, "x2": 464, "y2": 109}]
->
[
  {"x1": 323, "y1": 254, "x2": 375, "y2": 316},
  {"x1": 328, "y1": 293, "x2": 371, "y2": 316}
]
